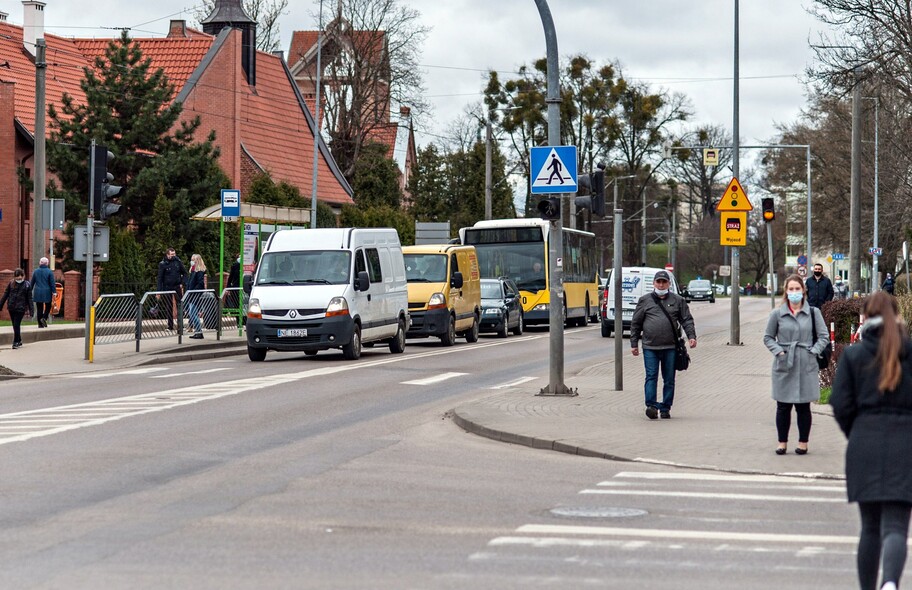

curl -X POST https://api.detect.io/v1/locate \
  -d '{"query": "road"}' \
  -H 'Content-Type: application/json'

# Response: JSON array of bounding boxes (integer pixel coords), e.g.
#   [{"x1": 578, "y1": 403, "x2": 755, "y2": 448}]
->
[{"x1": 0, "y1": 299, "x2": 858, "y2": 589}]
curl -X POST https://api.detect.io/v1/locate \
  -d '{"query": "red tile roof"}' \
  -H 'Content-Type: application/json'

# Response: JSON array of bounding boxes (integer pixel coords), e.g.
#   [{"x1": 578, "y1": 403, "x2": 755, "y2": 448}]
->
[{"x1": 288, "y1": 31, "x2": 319, "y2": 64}]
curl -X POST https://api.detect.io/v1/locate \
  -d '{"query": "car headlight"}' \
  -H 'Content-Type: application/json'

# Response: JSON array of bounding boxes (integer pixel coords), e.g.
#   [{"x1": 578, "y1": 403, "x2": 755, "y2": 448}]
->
[
  {"x1": 533, "y1": 304, "x2": 549, "y2": 311},
  {"x1": 483, "y1": 308, "x2": 502, "y2": 316},
  {"x1": 325, "y1": 296, "x2": 350, "y2": 317},
  {"x1": 428, "y1": 292, "x2": 447, "y2": 310},
  {"x1": 247, "y1": 298, "x2": 262, "y2": 319}
]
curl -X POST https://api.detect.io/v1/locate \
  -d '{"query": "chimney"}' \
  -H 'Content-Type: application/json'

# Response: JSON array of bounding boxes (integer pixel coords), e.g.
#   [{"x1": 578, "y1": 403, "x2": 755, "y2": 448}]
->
[
  {"x1": 22, "y1": 1, "x2": 45, "y2": 56},
  {"x1": 399, "y1": 106, "x2": 411, "y2": 117},
  {"x1": 168, "y1": 20, "x2": 189, "y2": 38},
  {"x1": 201, "y1": 0, "x2": 257, "y2": 86}
]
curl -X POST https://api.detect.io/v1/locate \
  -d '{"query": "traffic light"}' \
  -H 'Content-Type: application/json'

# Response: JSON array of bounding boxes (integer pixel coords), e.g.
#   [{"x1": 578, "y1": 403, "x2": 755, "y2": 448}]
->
[
  {"x1": 537, "y1": 197, "x2": 560, "y2": 220},
  {"x1": 761, "y1": 197, "x2": 775, "y2": 222},
  {"x1": 92, "y1": 145, "x2": 122, "y2": 221},
  {"x1": 574, "y1": 168, "x2": 606, "y2": 216}
]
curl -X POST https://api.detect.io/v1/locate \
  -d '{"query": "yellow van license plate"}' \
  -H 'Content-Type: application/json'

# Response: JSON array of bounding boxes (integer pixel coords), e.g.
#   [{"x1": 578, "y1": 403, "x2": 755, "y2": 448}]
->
[{"x1": 278, "y1": 329, "x2": 307, "y2": 337}]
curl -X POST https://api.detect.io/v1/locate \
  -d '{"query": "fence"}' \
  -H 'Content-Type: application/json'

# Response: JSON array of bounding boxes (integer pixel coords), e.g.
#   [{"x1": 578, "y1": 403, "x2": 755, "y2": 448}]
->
[
  {"x1": 92, "y1": 288, "x2": 231, "y2": 353},
  {"x1": 220, "y1": 287, "x2": 247, "y2": 334}
]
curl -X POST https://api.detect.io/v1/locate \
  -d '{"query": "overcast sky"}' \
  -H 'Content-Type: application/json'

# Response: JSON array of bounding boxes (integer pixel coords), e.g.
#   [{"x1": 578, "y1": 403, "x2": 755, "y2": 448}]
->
[{"x1": 13, "y1": 0, "x2": 828, "y2": 157}]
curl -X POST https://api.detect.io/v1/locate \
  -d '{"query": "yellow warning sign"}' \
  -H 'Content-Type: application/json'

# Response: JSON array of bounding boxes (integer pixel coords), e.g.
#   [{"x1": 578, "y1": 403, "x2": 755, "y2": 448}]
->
[
  {"x1": 715, "y1": 177, "x2": 753, "y2": 212},
  {"x1": 720, "y1": 211, "x2": 747, "y2": 246}
]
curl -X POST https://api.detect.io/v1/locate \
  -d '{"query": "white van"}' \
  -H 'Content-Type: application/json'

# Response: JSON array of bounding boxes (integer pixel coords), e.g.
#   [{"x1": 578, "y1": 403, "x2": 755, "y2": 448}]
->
[
  {"x1": 600, "y1": 266, "x2": 680, "y2": 338},
  {"x1": 244, "y1": 228, "x2": 409, "y2": 361}
]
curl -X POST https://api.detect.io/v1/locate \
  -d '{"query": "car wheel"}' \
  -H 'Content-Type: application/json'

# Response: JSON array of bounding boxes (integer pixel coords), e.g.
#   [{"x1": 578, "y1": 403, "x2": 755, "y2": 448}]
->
[
  {"x1": 389, "y1": 318, "x2": 406, "y2": 353},
  {"x1": 498, "y1": 314, "x2": 509, "y2": 338},
  {"x1": 342, "y1": 325, "x2": 362, "y2": 360},
  {"x1": 440, "y1": 315, "x2": 456, "y2": 346},
  {"x1": 465, "y1": 315, "x2": 480, "y2": 343},
  {"x1": 304, "y1": 350, "x2": 318, "y2": 356},
  {"x1": 601, "y1": 320, "x2": 611, "y2": 338},
  {"x1": 247, "y1": 346, "x2": 266, "y2": 362},
  {"x1": 512, "y1": 312, "x2": 524, "y2": 336}
]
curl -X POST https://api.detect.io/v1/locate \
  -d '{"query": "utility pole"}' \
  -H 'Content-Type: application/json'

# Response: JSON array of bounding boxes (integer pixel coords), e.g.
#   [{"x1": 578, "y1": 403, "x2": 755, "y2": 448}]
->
[
  {"x1": 730, "y1": 0, "x2": 741, "y2": 345},
  {"x1": 32, "y1": 38, "x2": 47, "y2": 271},
  {"x1": 84, "y1": 139, "x2": 96, "y2": 361},
  {"x1": 640, "y1": 186, "x2": 647, "y2": 264},
  {"x1": 309, "y1": 0, "x2": 324, "y2": 229},
  {"x1": 849, "y1": 74, "x2": 862, "y2": 293},
  {"x1": 863, "y1": 97, "x2": 879, "y2": 289},
  {"x1": 485, "y1": 118, "x2": 492, "y2": 220}
]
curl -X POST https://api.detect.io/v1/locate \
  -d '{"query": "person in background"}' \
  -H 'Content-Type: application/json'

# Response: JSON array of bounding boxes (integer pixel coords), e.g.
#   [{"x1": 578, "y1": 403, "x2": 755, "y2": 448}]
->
[
  {"x1": 763, "y1": 274, "x2": 828, "y2": 455},
  {"x1": 831, "y1": 292, "x2": 912, "y2": 590},
  {"x1": 157, "y1": 247, "x2": 188, "y2": 331},
  {"x1": 0, "y1": 268, "x2": 32, "y2": 349},
  {"x1": 186, "y1": 254, "x2": 207, "y2": 339},
  {"x1": 30, "y1": 257, "x2": 56, "y2": 328},
  {"x1": 630, "y1": 270, "x2": 697, "y2": 420},
  {"x1": 806, "y1": 263, "x2": 834, "y2": 308},
  {"x1": 882, "y1": 272, "x2": 896, "y2": 296},
  {"x1": 226, "y1": 252, "x2": 241, "y2": 310}
]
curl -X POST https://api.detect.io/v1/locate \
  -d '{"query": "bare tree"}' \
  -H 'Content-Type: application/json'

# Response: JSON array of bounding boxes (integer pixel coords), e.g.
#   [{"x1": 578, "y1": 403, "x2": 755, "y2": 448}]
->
[
  {"x1": 668, "y1": 125, "x2": 733, "y2": 220},
  {"x1": 194, "y1": 0, "x2": 289, "y2": 52}
]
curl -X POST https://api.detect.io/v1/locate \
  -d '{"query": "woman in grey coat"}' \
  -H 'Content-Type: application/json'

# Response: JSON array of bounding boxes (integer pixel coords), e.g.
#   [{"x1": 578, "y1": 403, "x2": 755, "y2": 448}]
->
[
  {"x1": 831, "y1": 293, "x2": 912, "y2": 590},
  {"x1": 763, "y1": 274, "x2": 829, "y2": 455}
]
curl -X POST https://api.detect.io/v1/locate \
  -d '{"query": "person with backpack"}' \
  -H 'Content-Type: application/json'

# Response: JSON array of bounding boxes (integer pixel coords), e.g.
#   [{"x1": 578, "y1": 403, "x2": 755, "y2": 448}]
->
[
  {"x1": 30, "y1": 257, "x2": 56, "y2": 328},
  {"x1": 0, "y1": 268, "x2": 32, "y2": 349}
]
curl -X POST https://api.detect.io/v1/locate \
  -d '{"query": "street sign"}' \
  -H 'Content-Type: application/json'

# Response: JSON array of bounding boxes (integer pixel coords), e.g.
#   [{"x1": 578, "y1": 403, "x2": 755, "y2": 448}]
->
[
  {"x1": 41, "y1": 199, "x2": 65, "y2": 230},
  {"x1": 715, "y1": 177, "x2": 753, "y2": 212},
  {"x1": 719, "y1": 211, "x2": 747, "y2": 246},
  {"x1": 869, "y1": 247, "x2": 883, "y2": 256},
  {"x1": 665, "y1": 263, "x2": 674, "y2": 272},
  {"x1": 221, "y1": 188, "x2": 240, "y2": 221},
  {"x1": 73, "y1": 224, "x2": 110, "y2": 262},
  {"x1": 703, "y1": 148, "x2": 719, "y2": 167},
  {"x1": 530, "y1": 146, "x2": 578, "y2": 194},
  {"x1": 797, "y1": 254, "x2": 808, "y2": 266},
  {"x1": 719, "y1": 265, "x2": 731, "y2": 277},
  {"x1": 832, "y1": 252, "x2": 845, "y2": 261},
  {"x1": 797, "y1": 265, "x2": 808, "y2": 278}
]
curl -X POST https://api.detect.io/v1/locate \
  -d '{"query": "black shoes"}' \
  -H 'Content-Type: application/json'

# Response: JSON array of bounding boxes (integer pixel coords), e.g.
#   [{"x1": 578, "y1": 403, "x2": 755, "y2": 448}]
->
[
  {"x1": 660, "y1": 411, "x2": 671, "y2": 419},
  {"x1": 12, "y1": 342, "x2": 22, "y2": 349},
  {"x1": 775, "y1": 447, "x2": 787, "y2": 455},
  {"x1": 37, "y1": 318, "x2": 47, "y2": 328},
  {"x1": 795, "y1": 447, "x2": 808, "y2": 455},
  {"x1": 645, "y1": 407, "x2": 658, "y2": 420},
  {"x1": 190, "y1": 333, "x2": 204, "y2": 339}
]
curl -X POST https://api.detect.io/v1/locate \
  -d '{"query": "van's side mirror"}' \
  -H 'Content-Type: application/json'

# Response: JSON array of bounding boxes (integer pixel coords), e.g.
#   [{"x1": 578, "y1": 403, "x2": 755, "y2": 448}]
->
[
  {"x1": 242, "y1": 276, "x2": 253, "y2": 295},
  {"x1": 450, "y1": 272, "x2": 464, "y2": 289},
  {"x1": 354, "y1": 270, "x2": 370, "y2": 291}
]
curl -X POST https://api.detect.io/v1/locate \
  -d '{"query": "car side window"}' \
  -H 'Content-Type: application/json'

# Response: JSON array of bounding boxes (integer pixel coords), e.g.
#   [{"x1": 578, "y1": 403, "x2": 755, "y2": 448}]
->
[
  {"x1": 354, "y1": 250, "x2": 367, "y2": 276},
  {"x1": 366, "y1": 248, "x2": 382, "y2": 283},
  {"x1": 451, "y1": 253, "x2": 459, "y2": 278}
]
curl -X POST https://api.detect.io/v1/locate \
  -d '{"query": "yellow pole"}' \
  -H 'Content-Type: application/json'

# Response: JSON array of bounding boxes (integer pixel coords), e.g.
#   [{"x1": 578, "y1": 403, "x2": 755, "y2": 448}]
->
[{"x1": 88, "y1": 305, "x2": 95, "y2": 363}]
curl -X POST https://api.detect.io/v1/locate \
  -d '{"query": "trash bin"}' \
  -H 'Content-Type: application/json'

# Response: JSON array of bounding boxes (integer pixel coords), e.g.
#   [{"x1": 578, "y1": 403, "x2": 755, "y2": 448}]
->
[{"x1": 51, "y1": 282, "x2": 63, "y2": 315}]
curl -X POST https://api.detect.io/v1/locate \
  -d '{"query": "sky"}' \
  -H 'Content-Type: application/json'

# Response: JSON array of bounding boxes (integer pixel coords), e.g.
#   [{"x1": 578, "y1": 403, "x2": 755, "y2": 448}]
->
[{"x1": 9, "y1": 0, "x2": 829, "y2": 162}]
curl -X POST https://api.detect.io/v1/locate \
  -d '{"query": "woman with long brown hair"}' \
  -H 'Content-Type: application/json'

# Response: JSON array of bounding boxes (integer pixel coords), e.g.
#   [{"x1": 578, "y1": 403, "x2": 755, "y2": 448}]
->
[{"x1": 831, "y1": 292, "x2": 912, "y2": 590}]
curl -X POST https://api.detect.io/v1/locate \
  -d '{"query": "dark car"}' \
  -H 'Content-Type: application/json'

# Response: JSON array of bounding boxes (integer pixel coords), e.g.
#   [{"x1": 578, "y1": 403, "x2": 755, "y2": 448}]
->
[
  {"x1": 480, "y1": 278, "x2": 523, "y2": 337},
  {"x1": 684, "y1": 279, "x2": 715, "y2": 303}
]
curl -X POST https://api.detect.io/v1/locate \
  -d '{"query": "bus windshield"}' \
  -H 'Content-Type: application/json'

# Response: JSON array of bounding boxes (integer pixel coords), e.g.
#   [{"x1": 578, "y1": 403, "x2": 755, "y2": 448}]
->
[{"x1": 469, "y1": 241, "x2": 545, "y2": 293}]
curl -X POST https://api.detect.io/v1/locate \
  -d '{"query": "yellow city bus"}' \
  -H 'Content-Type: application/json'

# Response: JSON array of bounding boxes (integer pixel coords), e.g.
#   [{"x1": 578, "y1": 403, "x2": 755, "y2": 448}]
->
[{"x1": 459, "y1": 219, "x2": 598, "y2": 328}]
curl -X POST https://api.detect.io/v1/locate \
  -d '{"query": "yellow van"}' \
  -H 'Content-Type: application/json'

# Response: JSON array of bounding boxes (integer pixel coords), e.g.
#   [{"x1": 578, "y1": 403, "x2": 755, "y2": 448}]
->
[{"x1": 403, "y1": 245, "x2": 481, "y2": 346}]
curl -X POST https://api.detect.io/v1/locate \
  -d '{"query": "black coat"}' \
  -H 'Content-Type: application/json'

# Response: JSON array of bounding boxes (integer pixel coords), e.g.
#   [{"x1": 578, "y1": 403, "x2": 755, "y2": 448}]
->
[
  {"x1": 805, "y1": 275, "x2": 834, "y2": 307},
  {"x1": 0, "y1": 280, "x2": 32, "y2": 313},
  {"x1": 157, "y1": 257, "x2": 187, "y2": 291},
  {"x1": 830, "y1": 328, "x2": 912, "y2": 503}
]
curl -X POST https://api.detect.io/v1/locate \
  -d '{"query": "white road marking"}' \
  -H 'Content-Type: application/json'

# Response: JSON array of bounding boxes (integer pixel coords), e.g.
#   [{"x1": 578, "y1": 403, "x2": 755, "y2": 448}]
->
[
  {"x1": 595, "y1": 480, "x2": 844, "y2": 493},
  {"x1": 72, "y1": 367, "x2": 169, "y2": 379},
  {"x1": 579, "y1": 489, "x2": 843, "y2": 502},
  {"x1": 514, "y1": 524, "x2": 858, "y2": 545},
  {"x1": 613, "y1": 471, "x2": 836, "y2": 484},
  {"x1": 401, "y1": 372, "x2": 467, "y2": 386},
  {"x1": 148, "y1": 368, "x2": 233, "y2": 379},
  {"x1": 489, "y1": 376, "x2": 536, "y2": 389}
]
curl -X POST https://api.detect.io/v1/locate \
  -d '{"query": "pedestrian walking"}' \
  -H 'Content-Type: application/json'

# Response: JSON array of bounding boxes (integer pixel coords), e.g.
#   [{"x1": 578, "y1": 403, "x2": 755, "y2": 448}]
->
[
  {"x1": 630, "y1": 270, "x2": 697, "y2": 420},
  {"x1": 0, "y1": 268, "x2": 32, "y2": 349},
  {"x1": 186, "y1": 254, "x2": 207, "y2": 339},
  {"x1": 29, "y1": 256, "x2": 56, "y2": 328},
  {"x1": 763, "y1": 274, "x2": 828, "y2": 455},
  {"x1": 226, "y1": 252, "x2": 241, "y2": 310},
  {"x1": 830, "y1": 292, "x2": 912, "y2": 590},
  {"x1": 882, "y1": 273, "x2": 896, "y2": 296},
  {"x1": 156, "y1": 247, "x2": 188, "y2": 331},
  {"x1": 805, "y1": 263, "x2": 834, "y2": 308}
]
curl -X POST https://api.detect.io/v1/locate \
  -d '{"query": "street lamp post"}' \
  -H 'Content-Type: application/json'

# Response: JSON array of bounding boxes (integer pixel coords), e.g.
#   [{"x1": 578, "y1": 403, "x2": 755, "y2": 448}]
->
[{"x1": 863, "y1": 97, "x2": 879, "y2": 290}]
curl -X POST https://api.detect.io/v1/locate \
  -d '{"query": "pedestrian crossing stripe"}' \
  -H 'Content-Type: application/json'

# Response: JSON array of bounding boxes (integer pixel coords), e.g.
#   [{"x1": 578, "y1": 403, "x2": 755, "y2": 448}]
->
[{"x1": 530, "y1": 145, "x2": 577, "y2": 194}]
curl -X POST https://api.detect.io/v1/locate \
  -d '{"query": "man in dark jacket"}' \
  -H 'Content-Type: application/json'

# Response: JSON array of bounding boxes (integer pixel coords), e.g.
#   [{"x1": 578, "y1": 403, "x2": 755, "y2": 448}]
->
[
  {"x1": 805, "y1": 263, "x2": 834, "y2": 308},
  {"x1": 156, "y1": 248, "x2": 187, "y2": 330},
  {"x1": 30, "y1": 256, "x2": 56, "y2": 328},
  {"x1": 630, "y1": 271, "x2": 697, "y2": 420}
]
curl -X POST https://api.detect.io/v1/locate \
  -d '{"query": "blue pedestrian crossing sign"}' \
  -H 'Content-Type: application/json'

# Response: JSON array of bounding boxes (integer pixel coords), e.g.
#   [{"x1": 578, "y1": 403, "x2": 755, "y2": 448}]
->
[{"x1": 530, "y1": 146, "x2": 577, "y2": 194}]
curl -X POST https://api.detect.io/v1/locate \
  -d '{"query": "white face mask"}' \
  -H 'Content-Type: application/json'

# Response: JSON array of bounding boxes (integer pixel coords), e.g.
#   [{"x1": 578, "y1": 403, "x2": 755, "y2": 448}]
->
[
  {"x1": 787, "y1": 292, "x2": 803, "y2": 304},
  {"x1": 15, "y1": 279, "x2": 23, "y2": 284},
  {"x1": 654, "y1": 288, "x2": 668, "y2": 297}
]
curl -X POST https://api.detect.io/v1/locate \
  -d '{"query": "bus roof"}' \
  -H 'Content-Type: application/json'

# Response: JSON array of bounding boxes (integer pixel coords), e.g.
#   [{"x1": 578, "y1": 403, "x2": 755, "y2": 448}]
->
[{"x1": 463, "y1": 218, "x2": 594, "y2": 237}]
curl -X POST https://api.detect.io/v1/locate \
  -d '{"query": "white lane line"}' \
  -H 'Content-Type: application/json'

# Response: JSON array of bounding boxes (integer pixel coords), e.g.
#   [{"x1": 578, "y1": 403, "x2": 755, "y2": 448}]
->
[
  {"x1": 401, "y1": 372, "x2": 467, "y2": 386},
  {"x1": 72, "y1": 367, "x2": 170, "y2": 379},
  {"x1": 579, "y1": 489, "x2": 843, "y2": 502},
  {"x1": 515, "y1": 524, "x2": 859, "y2": 545},
  {"x1": 613, "y1": 471, "x2": 833, "y2": 483},
  {"x1": 148, "y1": 368, "x2": 233, "y2": 379},
  {"x1": 595, "y1": 481, "x2": 844, "y2": 493},
  {"x1": 489, "y1": 376, "x2": 536, "y2": 389}
]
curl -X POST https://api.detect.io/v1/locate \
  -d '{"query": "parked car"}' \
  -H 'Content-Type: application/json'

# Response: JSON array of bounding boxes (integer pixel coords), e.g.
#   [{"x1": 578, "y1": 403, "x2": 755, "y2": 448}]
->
[
  {"x1": 479, "y1": 277, "x2": 524, "y2": 337},
  {"x1": 684, "y1": 279, "x2": 715, "y2": 303}
]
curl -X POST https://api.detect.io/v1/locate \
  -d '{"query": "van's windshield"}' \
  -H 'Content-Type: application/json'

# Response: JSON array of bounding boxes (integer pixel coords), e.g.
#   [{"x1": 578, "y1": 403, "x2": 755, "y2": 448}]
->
[
  {"x1": 256, "y1": 251, "x2": 351, "y2": 285},
  {"x1": 404, "y1": 254, "x2": 447, "y2": 283}
]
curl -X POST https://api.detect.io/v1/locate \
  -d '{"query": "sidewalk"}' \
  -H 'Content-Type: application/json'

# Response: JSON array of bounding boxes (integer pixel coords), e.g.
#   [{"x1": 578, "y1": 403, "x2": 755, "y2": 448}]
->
[
  {"x1": 452, "y1": 312, "x2": 848, "y2": 480},
  {"x1": 0, "y1": 320, "x2": 247, "y2": 378}
]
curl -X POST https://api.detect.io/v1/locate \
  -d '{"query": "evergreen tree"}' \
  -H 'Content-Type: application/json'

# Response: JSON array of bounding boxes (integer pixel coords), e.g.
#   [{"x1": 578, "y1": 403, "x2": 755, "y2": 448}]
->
[
  {"x1": 352, "y1": 142, "x2": 403, "y2": 209},
  {"x1": 339, "y1": 205, "x2": 415, "y2": 245},
  {"x1": 407, "y1": 144, "x2": 449, "y2": 221},
  {"x1": 99, "y1": 226, "x2": 148, "y2": 297},
  {"x1": 144, "y1": 191, "x2": 186, "y2": 282}
]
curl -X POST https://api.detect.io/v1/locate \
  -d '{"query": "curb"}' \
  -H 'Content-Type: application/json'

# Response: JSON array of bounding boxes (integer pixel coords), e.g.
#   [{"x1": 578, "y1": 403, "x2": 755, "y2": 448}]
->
[
  {"x1": 0, "y1": 326, "x2": 85, "y2": 346},
  {"x1": 137, "y1": 345, "x2": 247, "y2": 366}
]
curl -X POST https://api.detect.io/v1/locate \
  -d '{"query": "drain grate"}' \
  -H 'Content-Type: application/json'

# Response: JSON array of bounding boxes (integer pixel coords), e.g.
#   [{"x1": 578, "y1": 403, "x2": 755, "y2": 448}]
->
[{"x1": 549, "y1": 506, "x2": 648, "y2": 519}]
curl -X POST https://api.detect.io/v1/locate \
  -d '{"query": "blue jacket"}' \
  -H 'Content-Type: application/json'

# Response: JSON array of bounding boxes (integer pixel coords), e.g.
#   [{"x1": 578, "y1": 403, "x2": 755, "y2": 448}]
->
[{"x1": 30, "y1": 266, "x2": 56, "y2": 304}]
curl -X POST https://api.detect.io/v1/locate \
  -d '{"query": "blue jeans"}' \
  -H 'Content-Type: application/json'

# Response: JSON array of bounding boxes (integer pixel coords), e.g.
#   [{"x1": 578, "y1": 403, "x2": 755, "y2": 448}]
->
[
  {"x1": 187, "y1": 301, "x2": 202, "y2": 333},
  {"x1": 643, "y1": 348, "x2": 677, "y2": 411}
]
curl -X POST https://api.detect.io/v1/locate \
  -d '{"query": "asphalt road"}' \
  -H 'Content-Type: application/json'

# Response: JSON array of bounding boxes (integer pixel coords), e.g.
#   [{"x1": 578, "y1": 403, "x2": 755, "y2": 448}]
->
[{"x1": 0, "y1": 300, "x2": 859, "y2": 589}]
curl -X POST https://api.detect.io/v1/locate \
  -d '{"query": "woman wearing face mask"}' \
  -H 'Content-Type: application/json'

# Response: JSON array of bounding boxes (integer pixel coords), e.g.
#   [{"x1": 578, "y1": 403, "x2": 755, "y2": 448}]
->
[
  {"x1": 0, "y1": 268, "x2": 33, "y2": 349},
  {"x1": 763, "y1": 274, "x2": 829, "y2": 454}
]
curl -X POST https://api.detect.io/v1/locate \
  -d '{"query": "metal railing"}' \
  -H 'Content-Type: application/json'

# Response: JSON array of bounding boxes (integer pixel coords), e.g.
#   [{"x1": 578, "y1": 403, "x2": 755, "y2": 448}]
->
[
  {"x1": 137, "y1": 290, "x2": 181, "y2": 350},
  {"x1": 180, "y1": 289, "x2": 222, "y2": 340},
  {"x1": 220, "y1": 287, "x2": 247, "y2": 334},
  {"x1": 92, "y1": 293, "x2": 139, "y2": 346}
]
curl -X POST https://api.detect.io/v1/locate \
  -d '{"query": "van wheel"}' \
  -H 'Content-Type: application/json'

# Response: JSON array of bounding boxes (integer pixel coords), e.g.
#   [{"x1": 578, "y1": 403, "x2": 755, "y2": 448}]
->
[
  {"x1": 512, "y1": 312, "x2": 524, "y2": 336},
  {"x1": 440, "y1": 315, "x2": 456, "y2": 346},
  {"x1": 389, "y1": 318, "x2": 406, "y2": 353},
  {"x1": 601, "y1": 320, "x2": 611, "y2": 338},
  {"x1": 498, "y1": 314, "x2": 509, "y2": 338},
  {"x1": 248, "y1": 346, "x2": 266, "y2": 362},
  {"x1": 304, "y1": 350, "x2": 318, "y2": 356},
  {"x1": 343, "y1": 325, "x2": 362, "y2": 360},
  {"x1": 465, "y1": 315, "x2": 480, "y2": 343}
]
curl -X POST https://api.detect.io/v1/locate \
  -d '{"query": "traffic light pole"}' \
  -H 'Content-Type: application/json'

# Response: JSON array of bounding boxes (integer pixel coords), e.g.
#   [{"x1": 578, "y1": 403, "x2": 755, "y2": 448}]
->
[
  {"x1": 84, "y1": 139, "x2": 96, "y2": 361},
  {"x1": 767, "y1": 221, "x2": 776, "y2": 309},
  {"x1": 535, "y1": 0, "x2": 574, "y2": 396}
]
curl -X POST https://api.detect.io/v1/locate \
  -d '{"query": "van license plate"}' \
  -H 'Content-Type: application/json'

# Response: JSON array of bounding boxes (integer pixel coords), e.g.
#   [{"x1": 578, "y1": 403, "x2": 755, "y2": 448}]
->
[{"x1": 278, "y1": 328, "x2": 307, "y2": 337}]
